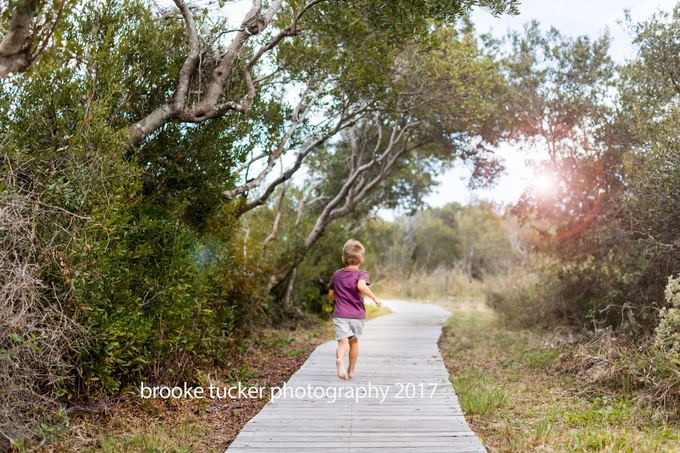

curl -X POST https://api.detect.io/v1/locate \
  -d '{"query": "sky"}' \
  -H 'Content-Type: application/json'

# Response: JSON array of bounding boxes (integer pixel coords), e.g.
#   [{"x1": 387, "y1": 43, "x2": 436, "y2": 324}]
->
[{"x1": 423, "y1": 0, "x2": 678, "y2": 210}]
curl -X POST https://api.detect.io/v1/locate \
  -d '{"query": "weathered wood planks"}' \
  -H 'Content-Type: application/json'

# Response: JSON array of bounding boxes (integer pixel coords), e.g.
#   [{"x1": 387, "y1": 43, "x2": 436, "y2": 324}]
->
[{"x1": 225, "y1": 300, "x2": 487, "y2": 453}]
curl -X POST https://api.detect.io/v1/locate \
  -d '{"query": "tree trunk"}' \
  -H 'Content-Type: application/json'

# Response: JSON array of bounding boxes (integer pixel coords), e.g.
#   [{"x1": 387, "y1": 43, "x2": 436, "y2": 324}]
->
[
  {"x1": 0, "y1": 0, "x2": 42, "y2": 77},
  {"x1": 282, "y1": 267, "x2": 297, "y2": 308}
]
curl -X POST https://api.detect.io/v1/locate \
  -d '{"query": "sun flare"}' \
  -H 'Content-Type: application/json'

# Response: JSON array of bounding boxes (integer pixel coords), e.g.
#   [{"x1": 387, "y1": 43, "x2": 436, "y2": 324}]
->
[{"x1": 533, "y1": 173, "x2": 555, "y2": 193}]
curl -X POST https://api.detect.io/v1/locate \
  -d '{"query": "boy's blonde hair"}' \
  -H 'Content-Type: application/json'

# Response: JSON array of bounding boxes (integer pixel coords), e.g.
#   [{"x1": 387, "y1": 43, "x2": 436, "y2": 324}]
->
[{"x1": 343, "y1": 239, "x2": 365, "y2": 265}]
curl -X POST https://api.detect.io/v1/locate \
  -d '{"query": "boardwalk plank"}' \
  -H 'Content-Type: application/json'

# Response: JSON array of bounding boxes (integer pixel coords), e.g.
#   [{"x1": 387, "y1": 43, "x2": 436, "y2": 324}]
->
[{"x1": 225, "y1": 300, "x2": 486, "y2": 452}]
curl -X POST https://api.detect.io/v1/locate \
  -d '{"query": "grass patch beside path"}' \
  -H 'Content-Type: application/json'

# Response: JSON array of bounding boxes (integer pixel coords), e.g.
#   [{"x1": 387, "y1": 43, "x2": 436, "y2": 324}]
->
[
  {"x1": 438, "y1": 298, "x2": 680, "y2": 453},
  {"x1": 365, "y1": 303, "x2": 391, "y2": 321}
]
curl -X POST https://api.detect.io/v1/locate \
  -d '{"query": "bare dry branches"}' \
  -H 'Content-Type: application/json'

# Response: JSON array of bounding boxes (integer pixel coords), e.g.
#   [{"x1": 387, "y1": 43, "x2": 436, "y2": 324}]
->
[
  {"x1": 267, "y1": 117, "x2": 432, "y2": 290},
  {"x1": 263, "y1": 184, "x2": 286, "y2": 246},
  {"x1": 0, "y1": 191, "x2": 81, "y2": 445},
  {"x1": 234, "y1": 109, "x2": 363, "y2": 216},
  {"x1": 222, "y1": 80, "x2": 325, "y2": 201},
  {"x1": 304, "y1": 120, "x2": 423, "y2": 248}
]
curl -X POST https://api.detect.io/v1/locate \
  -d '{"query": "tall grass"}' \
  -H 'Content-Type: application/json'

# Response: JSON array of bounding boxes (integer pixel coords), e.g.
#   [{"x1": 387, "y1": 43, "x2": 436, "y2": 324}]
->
[
  {"x1": 374, "y1": 266, "x2": 487, "y2": 302},
  {"x1": 489, "y1": 269, "x2": 680, "y2": 417}
]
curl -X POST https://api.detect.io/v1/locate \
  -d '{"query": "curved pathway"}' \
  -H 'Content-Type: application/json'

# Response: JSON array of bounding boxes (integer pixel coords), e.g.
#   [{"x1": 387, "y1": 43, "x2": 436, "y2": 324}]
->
[{"x1": 226, "y1": 300, "x2": 487, "y2": 452}]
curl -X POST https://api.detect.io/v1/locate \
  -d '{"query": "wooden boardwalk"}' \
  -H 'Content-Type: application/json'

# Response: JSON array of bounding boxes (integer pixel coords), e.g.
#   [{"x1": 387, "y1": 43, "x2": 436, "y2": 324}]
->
[{"x1": 226, "y1": 300, "x2": 487, "y2": 452}]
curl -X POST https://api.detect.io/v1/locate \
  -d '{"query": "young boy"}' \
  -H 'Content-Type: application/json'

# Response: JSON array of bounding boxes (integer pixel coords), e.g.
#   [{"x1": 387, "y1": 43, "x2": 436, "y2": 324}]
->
[{"x1": 328, "y1": 239, "x2": 382, "y2": 380}]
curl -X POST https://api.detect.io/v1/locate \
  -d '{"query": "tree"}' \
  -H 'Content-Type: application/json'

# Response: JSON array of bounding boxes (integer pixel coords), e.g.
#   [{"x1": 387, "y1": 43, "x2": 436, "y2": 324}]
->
[
  {"x1": 501, "y1": 13, "x2": 680, "y2": 330},
  {"x1": 262, "y1": 27, "x2": 509, "y2": 290},
  {"x1": 505, "y1": 22, "x2": 617, "y2": 238},
  {"x1": 0, "y1": 0, "x2": 68, "y2": 76},
  {"x1": 127, "y1": 0, "x2": 519, "y2": 147},
  {"x1": 454, "y1": 202, "x2": 518, "y2": 279}
]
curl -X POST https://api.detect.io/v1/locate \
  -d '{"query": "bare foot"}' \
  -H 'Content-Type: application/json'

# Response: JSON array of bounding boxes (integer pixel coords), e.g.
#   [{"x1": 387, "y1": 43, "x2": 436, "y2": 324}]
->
[
  {"x1": 336, "y1": 359, "x2": 347, "y2": 380},
  {"x1": 347, "y1": 369, "x2": 354, "y2": 379}
]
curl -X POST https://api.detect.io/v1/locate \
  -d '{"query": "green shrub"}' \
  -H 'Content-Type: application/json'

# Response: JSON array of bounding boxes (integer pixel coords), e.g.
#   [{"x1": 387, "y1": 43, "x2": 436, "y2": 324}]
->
[
  {"x1": 0, "y1": 0, "x2": 265, "y2": 403},
  {"x1": 655, "y1": 275, "x2": 680, "y2": 355}
]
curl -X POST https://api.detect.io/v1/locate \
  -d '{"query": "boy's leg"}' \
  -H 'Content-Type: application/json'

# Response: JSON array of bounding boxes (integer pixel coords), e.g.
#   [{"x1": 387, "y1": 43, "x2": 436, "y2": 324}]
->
[
  {"x1": 336, "y1": 338, "x2": 349, "y2": 380},
  {"x1": 347, "y1": 337, "x2": 359, "y2": 379}
]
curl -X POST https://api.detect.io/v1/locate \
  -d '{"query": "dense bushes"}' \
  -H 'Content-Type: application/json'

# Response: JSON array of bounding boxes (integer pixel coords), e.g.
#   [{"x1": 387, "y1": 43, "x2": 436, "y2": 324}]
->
[
  {"x1": 0, "y1": 1, "x2": 265, "y2": 442},
  {"x1": 1, "y1": 1, "x2": 514, "y2": 445},
  {"x1": 547, "y1": 276, "x2": 680, "y2": 417}
]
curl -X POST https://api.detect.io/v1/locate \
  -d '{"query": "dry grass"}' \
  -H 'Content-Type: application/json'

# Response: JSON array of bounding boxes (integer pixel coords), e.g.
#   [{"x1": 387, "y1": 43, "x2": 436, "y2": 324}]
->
[
  {"x1": 552, "y1": 334, "x2": 680, "y2": 420},
  {"x1": 375, "y1": 267, "x2": 487, "y2": 302},
  {"x1": 437, "y1": 297, "x2": 680, "y2": 453}
]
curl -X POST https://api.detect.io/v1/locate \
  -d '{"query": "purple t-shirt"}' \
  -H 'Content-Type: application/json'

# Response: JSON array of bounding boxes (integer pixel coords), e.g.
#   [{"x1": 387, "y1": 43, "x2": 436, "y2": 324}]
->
[{"x1": 329, "y1": 269, "x2": 369, "y2": 319}]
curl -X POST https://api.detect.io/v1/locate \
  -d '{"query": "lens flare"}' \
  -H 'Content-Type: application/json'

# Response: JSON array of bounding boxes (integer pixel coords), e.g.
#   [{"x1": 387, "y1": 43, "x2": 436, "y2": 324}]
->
[
  {"x1": 496, "y1": 160, "x2": 603, "y2": 244},
  {"x1": 190, "y1": 235, "x2": 226, "y2": 271},
  {"x1": 533, "y1": 172, "x2": 555, "y2": 193}
]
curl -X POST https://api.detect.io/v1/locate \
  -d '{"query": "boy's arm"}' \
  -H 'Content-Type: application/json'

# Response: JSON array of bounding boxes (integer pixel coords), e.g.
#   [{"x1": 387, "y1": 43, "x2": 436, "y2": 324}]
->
[
  {"x1": 328, "y1": 288, "x2": 337, "y2": 300},
  {"x1": 357, "y1": 280, "x2": 382, "y2": 307}
]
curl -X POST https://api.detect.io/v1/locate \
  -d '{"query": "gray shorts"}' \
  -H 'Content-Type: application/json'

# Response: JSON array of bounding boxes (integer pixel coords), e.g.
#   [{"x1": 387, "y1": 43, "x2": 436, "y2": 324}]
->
[{"x1": 333, "y1": 317, "x2": 365, "y2": 341}]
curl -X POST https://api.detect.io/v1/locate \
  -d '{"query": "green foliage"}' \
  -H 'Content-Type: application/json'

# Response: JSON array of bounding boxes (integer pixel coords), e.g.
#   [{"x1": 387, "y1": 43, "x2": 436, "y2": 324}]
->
[
  {"x1": 347, "y1": 0, "x2": 519, "y2": 45},
  {"x1": 499, "y1": 13, "x2": 680, "y2": 331},
  {"x1": 275, "y1": 24, "x2": 512, "y2": 313},
  {"x1": 293, "y1": 201, "x2": 520, "y2": 305},
  {"x1": 410, "y1": 210, "x2": 461, "y2": 272},
  {"x1": 72, "y1": 207, "x2": 233, "y2": 393},
  {"x1": 455, "y1": 202, "x2": 519, "y2": 279},
  {"x1": 364, "y1": 202, "x2": 518, "y2": 283},
  {"x1": 0, "y1": 0, "x2": 264, "y2": 398},
  {"x1": 507, "y1": 21, "x2": 618, "y2": 230},
  {"x1": 621, "y1": 5, "x2": 680, "y2": 126},
  {"x1": 522, "y1": 348, "x2": 566, "y2": 370}
]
